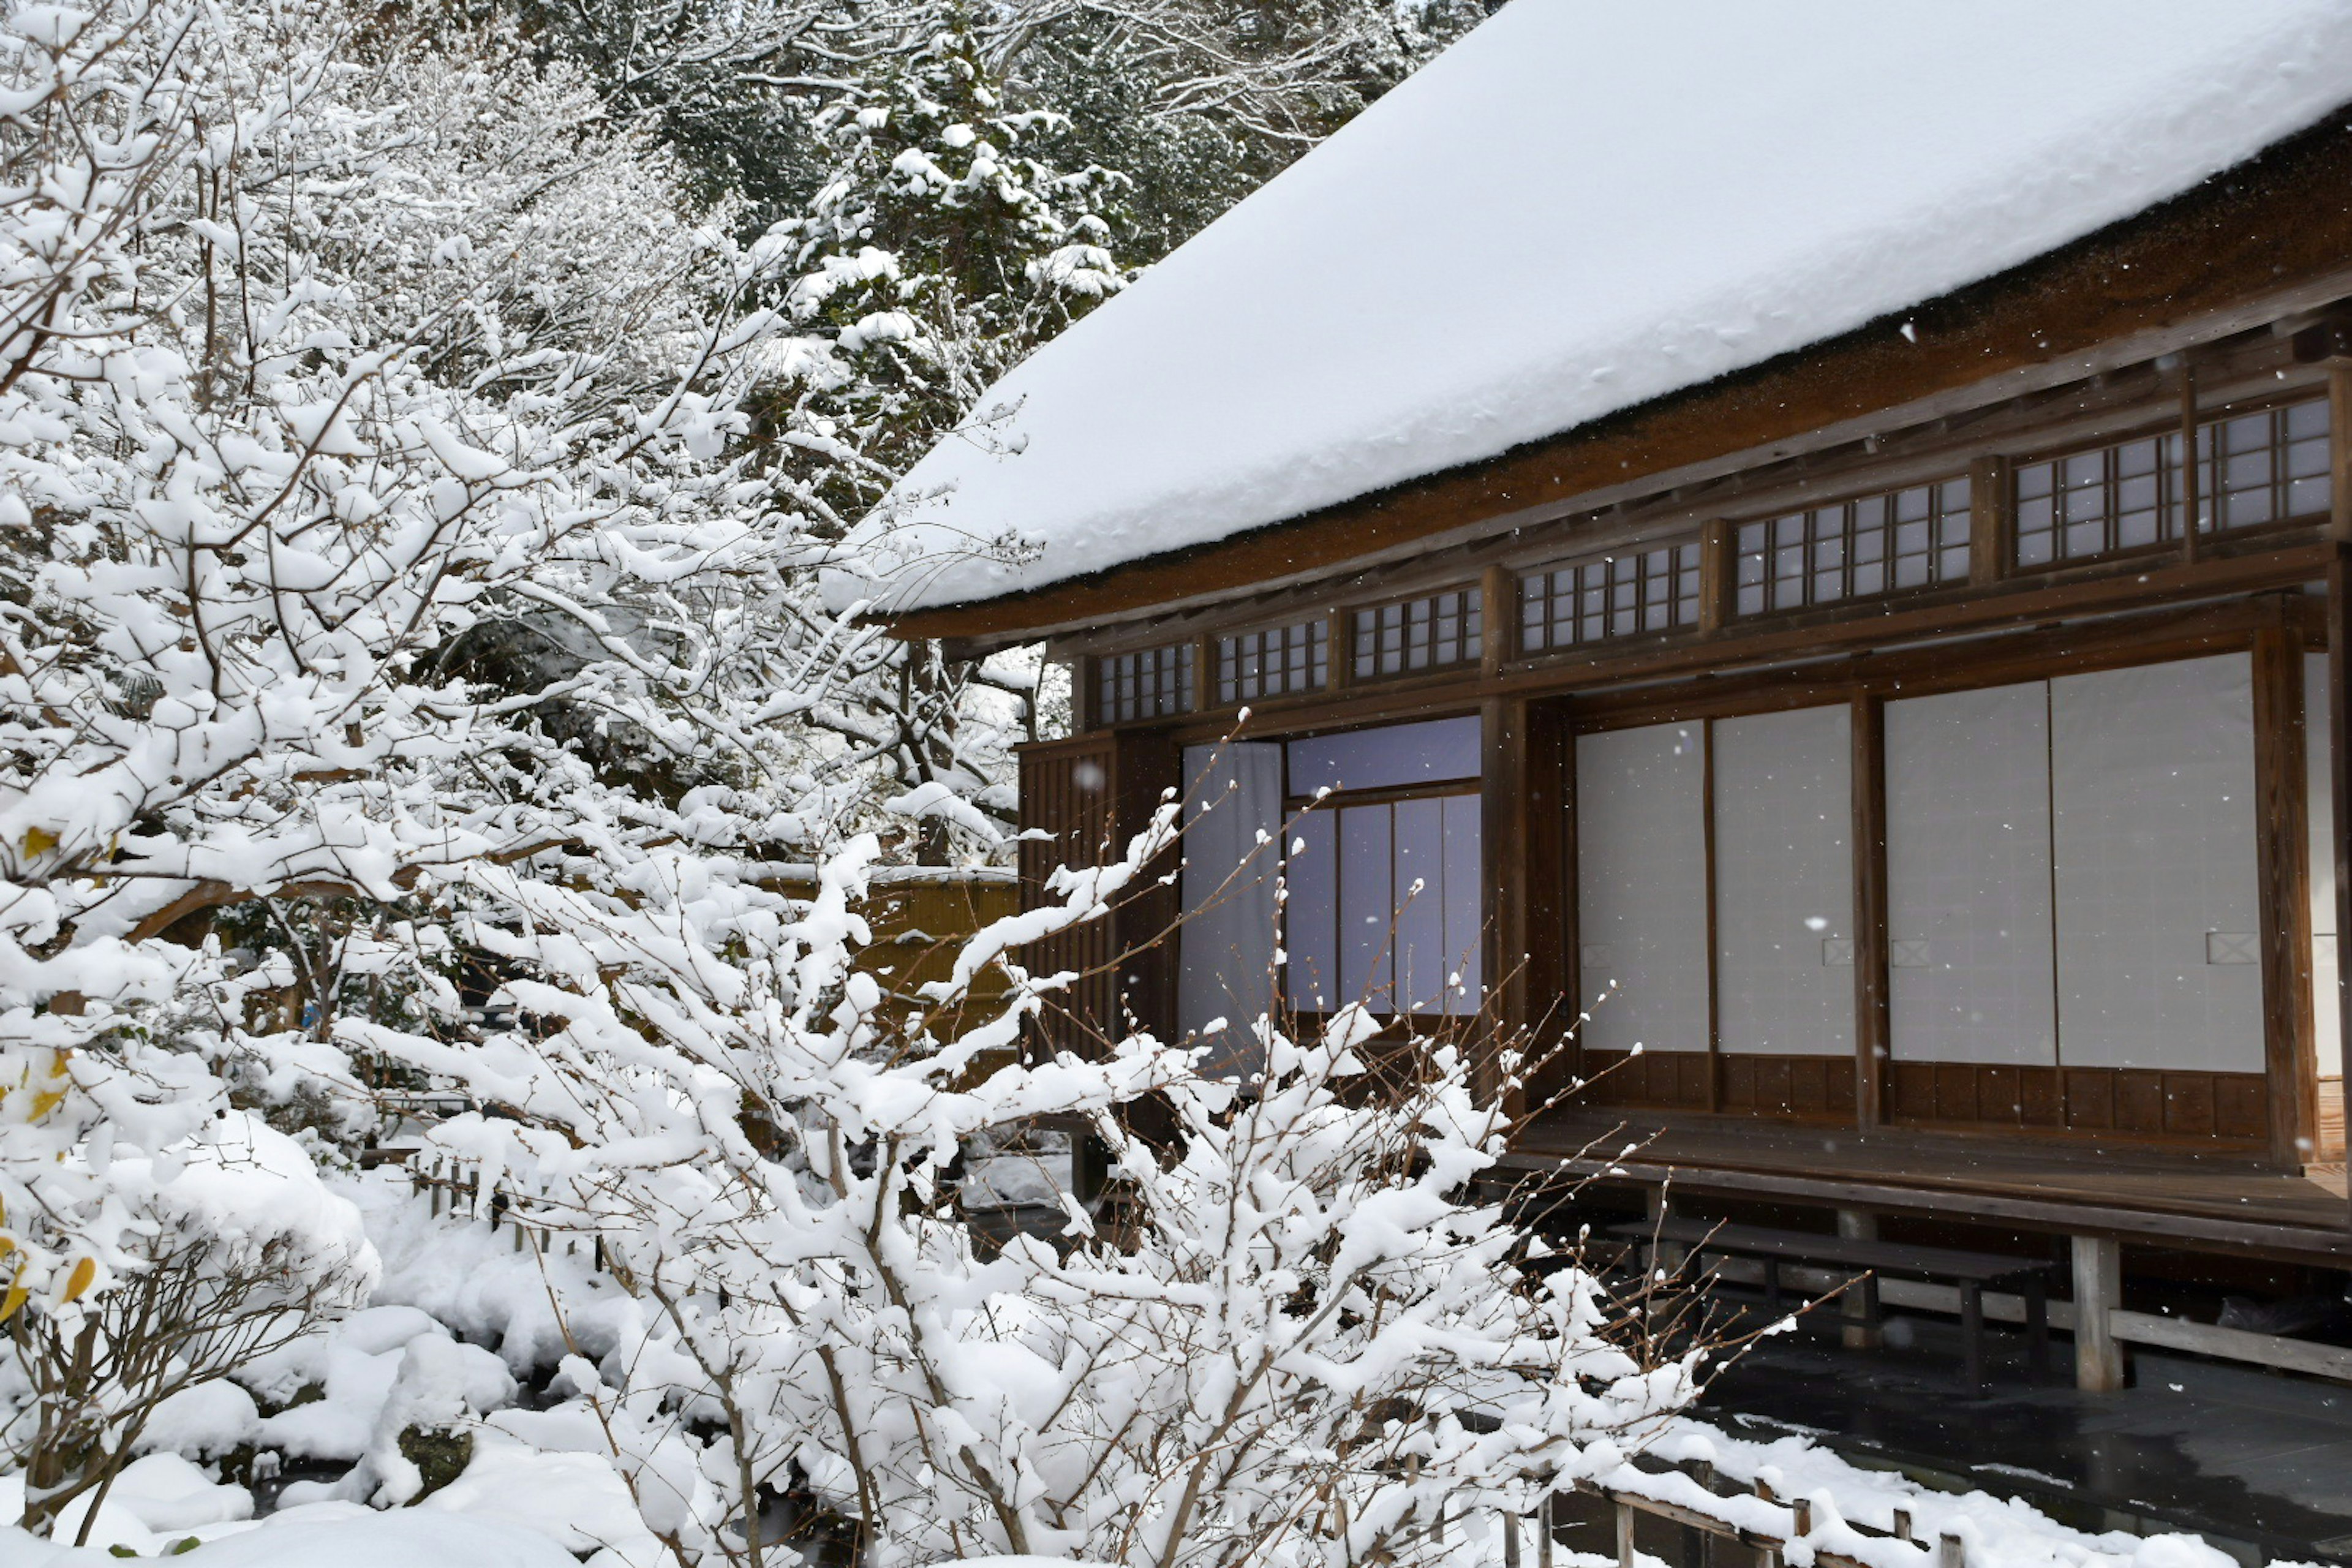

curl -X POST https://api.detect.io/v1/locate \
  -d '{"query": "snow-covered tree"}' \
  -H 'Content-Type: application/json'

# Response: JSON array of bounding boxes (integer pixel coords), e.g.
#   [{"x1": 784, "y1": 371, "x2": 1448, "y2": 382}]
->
[{"x1": 0, "y1": 0, "x2": 844, "y2": 1526}]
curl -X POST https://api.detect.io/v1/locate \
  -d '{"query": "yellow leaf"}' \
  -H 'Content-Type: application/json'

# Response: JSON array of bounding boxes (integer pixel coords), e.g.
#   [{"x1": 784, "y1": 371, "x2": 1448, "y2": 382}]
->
[
  {"x1": 0, "y1": 1276, "x2": 26, "y2": 1324},
  {"x1": 28, "y1": 1089, "x2": 64, "y2": 1121},
  {"x1": 61, "y1": 1257, "x2": 94, "y2": 1303},
  {"x1": 20, "y1": 826, "x2": 55, "y2": 858}
]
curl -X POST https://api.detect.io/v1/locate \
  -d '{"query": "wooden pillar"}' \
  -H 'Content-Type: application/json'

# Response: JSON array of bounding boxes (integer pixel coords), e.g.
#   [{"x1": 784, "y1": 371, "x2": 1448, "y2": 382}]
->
[
  {"x1": 1482, "y1": 563, "x2": 1513, "y2": 679},
  {"x1": 1836, "y1": 1209, "x2": 1880, "y2": 1349},
  {"x1": 1698, "y1": 520, "x2": 1735, "y2": 633},
  {"x1": 2332, "y1": 361, "x2": 2352, "y2": 1223},
  {"x1": 1075, "y1": 654, "x2": 1101, "y2": 732},
  {"x1": 2071, "y1": 1234, "x2": 2125, "y2": 1393},
  {"x1": 1851, "y1": 692, "x2": 1890, "y2": 1129},
  {"x1": 2179, "y1": 363, "x2": 2202, "y2": 564},
  {"x1": 1482, "y1": 695, "x2": 1569, "y2": 1116},
  {"x1": 1968, "y1": 454, "x2": 2010, "y2": 586},
  {"x1": 1111, "y1": 729, "x2": 1185, "y2": 1044},
  {"x1": 2253, "y1": 618, "x2": 2319, "y2": 1170}
]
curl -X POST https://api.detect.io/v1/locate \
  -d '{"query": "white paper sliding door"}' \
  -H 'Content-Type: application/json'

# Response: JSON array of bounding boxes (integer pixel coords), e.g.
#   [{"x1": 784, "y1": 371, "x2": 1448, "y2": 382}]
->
[
  {"x1": 1713, "y1": 705, "x2": 1853, "y2": 1057},
  {"x1": 2049, "y1": 654, "x2": 2264, "y2": 1071},
  {"x1": 1575, "y1": 722, "x2": 1709, "y2": 1055},
  {"x1": 2308, "y1": 651, "x2": 2342, "y2": 1079},
  {"x1": 1885, "y1": 682, "x2": 2058, "y2": 1065},
  {"x1": 1179, "y1": 742, "x2": 1284, "y2": 1075}
]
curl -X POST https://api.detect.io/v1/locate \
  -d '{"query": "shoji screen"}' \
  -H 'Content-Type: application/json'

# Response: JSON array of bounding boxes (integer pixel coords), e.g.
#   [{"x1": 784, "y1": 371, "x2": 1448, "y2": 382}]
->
[
  {"x1": 1885, "y1": 682, "x2": 2058, "y2": 1065},
  {"x1": 2307, "y1": 651, "x2": 2342, "y2": 1079},
  {"x1": 1178, "y1": 743, "x2": 1284, "y2": 1075},
  {"x1": 1575, "y1": 722, "x2": 1710, "y2": 1055},
  {"x1": 2049, "y1": 654, "x2": 2263, "y2": 1071},
  {"x1": 1713, "y1": 705, "x2": 1853, "y2": 1057}
]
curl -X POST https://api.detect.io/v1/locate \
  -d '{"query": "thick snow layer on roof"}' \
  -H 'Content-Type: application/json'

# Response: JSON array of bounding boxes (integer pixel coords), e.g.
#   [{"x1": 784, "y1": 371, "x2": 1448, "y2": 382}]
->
[{"x1": 849, "y1": 0, "x2": 2352, "y2": 616}]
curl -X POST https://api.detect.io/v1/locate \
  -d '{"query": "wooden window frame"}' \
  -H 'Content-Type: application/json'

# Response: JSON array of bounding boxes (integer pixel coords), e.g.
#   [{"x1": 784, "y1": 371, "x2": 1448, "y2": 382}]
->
[
  {"x1": 1349, "y1": 586, "x2": 1483, "y2": 682},
  {"x1": 1095, "y1": 642, "x2": 1195, "y2": 724},
  {"x1": 2010, "y1": 392, "x2": 2332, "y2": 573},
  {"x1": 1278, "y1": 777, "x2": 1483, "y2": 1027},
  {"x1": 1215, "y1": 618, "x2": 1329, "y2": 706},
  {"x1": 1733, "y1": 475, "x2": 1973, "y2": 620},
  {"x1": 1520, "y1": 537, "x2": 1705, "y2": 652}
]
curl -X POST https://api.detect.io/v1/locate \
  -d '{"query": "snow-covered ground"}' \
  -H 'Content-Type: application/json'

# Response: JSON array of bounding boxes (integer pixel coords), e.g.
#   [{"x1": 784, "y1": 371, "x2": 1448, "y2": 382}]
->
[{"x1": 0, "y1": 1167, "x2": 2298, "y2": 1568}]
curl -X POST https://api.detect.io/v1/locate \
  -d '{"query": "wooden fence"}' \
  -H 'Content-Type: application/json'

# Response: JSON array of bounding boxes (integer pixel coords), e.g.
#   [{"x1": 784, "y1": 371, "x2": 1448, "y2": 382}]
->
[{"x1": 1485, "y1": 1455, "x2": 1972, "y2": 1568}]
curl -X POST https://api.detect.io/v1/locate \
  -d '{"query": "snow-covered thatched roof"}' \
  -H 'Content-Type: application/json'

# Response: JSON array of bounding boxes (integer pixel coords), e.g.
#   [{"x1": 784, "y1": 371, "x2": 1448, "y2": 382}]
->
[{"x1": 854, "y1": 0, "x2": 2352, "y2": 622}]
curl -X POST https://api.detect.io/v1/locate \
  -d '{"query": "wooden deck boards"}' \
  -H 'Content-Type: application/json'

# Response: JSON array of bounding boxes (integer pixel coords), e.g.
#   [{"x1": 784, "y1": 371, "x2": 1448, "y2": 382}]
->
[{"x1": 1507, "y1": 1110, "x2": 2352, "y2": 1263}]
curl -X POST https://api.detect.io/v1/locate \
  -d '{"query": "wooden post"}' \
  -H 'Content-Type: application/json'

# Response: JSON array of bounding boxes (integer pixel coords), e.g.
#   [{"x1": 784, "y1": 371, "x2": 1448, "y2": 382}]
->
[
  {"x1": 1699, "y1": 519, "x2": 1735, "y2": 633},
  {"x1": 1112, "y1": 729, "x2": 1186, "y2": 1048},
  {"x1": 1614, "y1": 1501, "x2": 1635, "y2": 1568},
  {"x1": 2071, "y1": 1234, "x2": 2125, "y2": 1392},
  {"x1": 1837, "y1": 1209, "x2": 1880, "y2": 1349},
  {"x1": 1851, "y1": 692, "x2": 1889, "y2": 1129},
  {"x1": 2330, "y1": 386, "x2": 2352, "y2": 1219},
  {"x1": 1968, "y1": 454, "x2": 2010, "y2": 586},
  {"x1": 1327, "y1": 606, "x2": 1354, "y2": 693},
  {"x1": 1702, "y1": 717, "x2": 1724, "y2": 1113},
  {"x1": 1502, "y1": 1508, "x2": 1521, "y2": 1568},
  {"x1": 1076, "y1": 654, "x2": 1100, "y2": 732},
  {"x1": 1539, "y1": 1494, "x2": 1555, "y2": 1568},
  {"x1": 1195, "y1": 630, "x2": 1219, "y2": 714},
  {"x1": 1938, "y1": 1534, "x2": 1967, "y2": 1568},
  {"x1": 2180, "y1": 362, "x2": 2202, "y2": 564},
  {"x1": 1892, "y1": 1507, "x2": 1913, "y2": 1543},
  {"x1": 1484, "y1": 695, "x2": 1569, "y2": 1116},
  {"x1": 2253, "y1": 617, "x2": 2319, "y2": 1170},
  {"x1": 1483, "y1": 563, "x2": 1513, "y2": 680}
]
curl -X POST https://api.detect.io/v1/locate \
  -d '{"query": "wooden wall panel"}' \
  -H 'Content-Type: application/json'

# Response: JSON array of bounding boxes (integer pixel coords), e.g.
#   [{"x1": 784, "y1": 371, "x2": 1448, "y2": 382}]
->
[
  {"x1": 2320, "y1": 1075, "x2": 2346, "y2": 1161},
  {"x1": 1885, "y1": 1061, "x2": 2270, "y2": 1148},
  {"x1": 1579, "y1": 1050, "x2": 1853, "y2": 1121},
  {"x1": 1017, "y1": 737, "x2": 1119, "y2": 1060},
  {"x1": 1577, "y1": 1049, "x2": 1709, "y2": 1110}
]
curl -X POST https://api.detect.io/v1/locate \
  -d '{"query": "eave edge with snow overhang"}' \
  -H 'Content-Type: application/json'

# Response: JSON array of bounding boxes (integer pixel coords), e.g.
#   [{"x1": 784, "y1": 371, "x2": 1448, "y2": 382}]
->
[{"x1": 839, "y1": 0, "x2": 2352, "y2": 652}]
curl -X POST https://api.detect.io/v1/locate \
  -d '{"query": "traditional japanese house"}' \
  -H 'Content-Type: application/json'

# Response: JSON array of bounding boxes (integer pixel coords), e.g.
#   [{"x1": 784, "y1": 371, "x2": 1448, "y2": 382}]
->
[{"x1": 858, "y1": 4, "x2": 2352, "y2": 1386}]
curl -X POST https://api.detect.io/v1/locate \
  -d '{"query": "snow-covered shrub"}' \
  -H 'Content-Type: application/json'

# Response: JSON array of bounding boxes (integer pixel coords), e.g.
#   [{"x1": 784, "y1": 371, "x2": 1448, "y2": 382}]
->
[
  {"x1": 0, "y1": 0, "x2": 843, "y2": 1534},
  {"x1": 2, "y1": 1114, "x2": 375, "y2": 1537}
]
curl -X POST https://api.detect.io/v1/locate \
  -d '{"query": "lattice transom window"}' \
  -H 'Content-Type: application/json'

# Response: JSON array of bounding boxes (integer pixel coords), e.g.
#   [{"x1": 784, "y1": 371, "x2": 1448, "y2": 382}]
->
[
  {"x1": 1352, "y1": 589, "x2": 1482, "y2": 679},
  {"x1": 1520, "y1": 539, "x2": 1702, "y2": 651},
  {"x1": 1216, "y1": 620, "x2": 1327, "y2": 704},
  {"x1": 2013, "y1": 434, "x2": 2185, "y2": 567},
  {"x1": 1736, "y1": 477, "x2": 1971, "y2": 616},
  {"x1": 2207, "y1": 399, "x2": 2330, "y2": 531},
  {"x1": 1098, "y1": 643, "x2": 1193, "y2": 723},
  {"x1": 2013, "y1": 397, "x2": 2330, "y2": 568}
]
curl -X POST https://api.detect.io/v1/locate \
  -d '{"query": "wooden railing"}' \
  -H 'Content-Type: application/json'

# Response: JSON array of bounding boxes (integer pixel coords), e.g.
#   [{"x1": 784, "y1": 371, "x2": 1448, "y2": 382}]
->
[{"x1": 1485, "y1": 1455, "x2": 1971, "y2": 1568}]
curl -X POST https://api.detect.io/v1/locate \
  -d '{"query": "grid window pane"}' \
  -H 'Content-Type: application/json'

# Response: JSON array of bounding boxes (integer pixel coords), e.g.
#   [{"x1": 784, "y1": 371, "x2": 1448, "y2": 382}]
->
[
  {"x1": 1351, "y1": 588, "x2": 1483, "y2": 679},
  {"x1": 1734, "y1": 475, "x2": 1970, "y2": 616},
  {"x1": 1098, "y1": 643, "x2": 1195, "y2": 723},
  {"x1": 1215, "y1": 619, "x2": 1329, "y2": 706},
  {"x1": 1518, "y1": 538, "x2": 1704, "y2": 652},
  {"x1": 2201, "y1": 399, "x2": 2331, "y2": 533}
]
